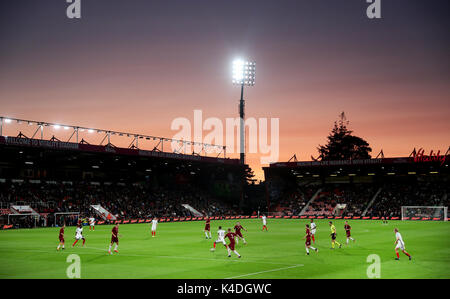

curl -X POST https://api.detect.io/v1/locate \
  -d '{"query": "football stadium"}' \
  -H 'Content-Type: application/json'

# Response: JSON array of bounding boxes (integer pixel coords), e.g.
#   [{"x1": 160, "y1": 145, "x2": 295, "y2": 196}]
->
[
  {"x1": 1, "y1": 0, "x2": 449, "y2": 284},
  {"x1": 0, "y1": 118, "x2": 448, "y2": 279}
]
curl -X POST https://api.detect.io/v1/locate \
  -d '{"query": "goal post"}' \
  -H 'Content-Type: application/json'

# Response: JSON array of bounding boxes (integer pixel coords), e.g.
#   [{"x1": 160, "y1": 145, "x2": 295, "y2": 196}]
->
[
  {"x1": 6, "y1": 213, "x2": 40, "y2": 228},
  {"x1": 401, "y1": 206, "x2": 448, "y2": 221}
]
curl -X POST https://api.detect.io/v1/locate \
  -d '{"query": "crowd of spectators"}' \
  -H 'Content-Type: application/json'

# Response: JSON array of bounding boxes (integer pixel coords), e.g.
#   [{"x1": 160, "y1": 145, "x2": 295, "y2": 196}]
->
[
  {"x1": 271, "y1": 186, "x2": 316, "y2": 216},
  {"x1": 303, "y1": 184, "x2": 376, "y2": 216},
  {"x1": 367, "y1": 181, "x2": 450, "y2": 218},
  {"x1": 298, "y1": 181, "x2": 449, "y2": 218},
  {"x1": 0, "y1": 181, "x2": 239, "y2": 227}
]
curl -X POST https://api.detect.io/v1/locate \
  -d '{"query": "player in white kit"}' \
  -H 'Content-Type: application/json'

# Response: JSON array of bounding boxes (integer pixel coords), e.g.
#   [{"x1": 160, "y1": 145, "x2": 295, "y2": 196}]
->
[
  {"x1": 262, "y1": 215, "x2": 268, "y2": 231},
  {"x1": 394, "y1": 228, "x2": 412, "y2": 260},
  {"x1": 89, "y1": 216, "x2": 95, "y2": 231},
  {"x1": 310, "y1": 219, "x2": 317, "y2": 243},
  {"x1": 151, "y1": 218, "x2": 158, "y2": 237},
  {"x1": 211, "y1": 226, "x2": 227, "y2": 251},
  {"x1": 72, "y1": 224, "x2": 86, "y2": 247}
]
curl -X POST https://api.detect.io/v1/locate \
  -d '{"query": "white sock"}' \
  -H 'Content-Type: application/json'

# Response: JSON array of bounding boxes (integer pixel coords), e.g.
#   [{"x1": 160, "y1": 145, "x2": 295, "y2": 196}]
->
[
  {"x1": 346, "y1": 238, "x2": 349, "y2": 244},
  {"x1": 109, "y1": 244, "x2": 112, "y2": 251},
  {"x1": 227, "y1": 248, "x2": 231, "y2": 255},
  {"x1": 114, "y1": 244, "x2": 118, "y2": 250},
  {"x1": 310, "y1": 246, "x2": 316, "y2": 251},
  {"x1": 236, "y1": 238, "x2": 239, "y2": 244},
  {"x1": 234, "y1": 250, "x2": 240, "y2": 257},
  {"x1": 62, "y1": 245, "x2": 65, "y2": 248},
  {"x1": 205, "y1": 232, "x2": 208, "y2": 238},
  {"x1": 57, "y1": 245, "x2": 60, "y2": 249},
  {"x1": 306, "y1": 247, "x2": 309, "y2": 254},
  {"x1": 242, "y1": 238, "x2": 246, "y2": 243}
]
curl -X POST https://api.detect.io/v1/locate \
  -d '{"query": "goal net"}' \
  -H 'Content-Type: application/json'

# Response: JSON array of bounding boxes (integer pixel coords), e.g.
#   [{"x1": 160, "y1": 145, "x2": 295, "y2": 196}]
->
[
  {"x1": 401, "y1": 206, "x2": 448, "y2": 221},
  {"x1": 6, "y1": 213, "x2": 41, "y2": 228}
]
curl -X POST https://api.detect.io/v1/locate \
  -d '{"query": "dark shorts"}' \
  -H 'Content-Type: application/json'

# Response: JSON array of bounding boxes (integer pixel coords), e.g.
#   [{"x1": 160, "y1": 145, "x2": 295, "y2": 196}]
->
[
  {"x1": 59, "y1": 237, "x2": 64, "y2": 242},
  {"x1": 111, "y1": 237, "x2": 119, "y2": 244},
  {"x1": 235, "y1": 231, "x2": 243, "y2": 238},
  {"x1": 228, "y1": 242, "x2": 235, "y2": 251},
  {"x1": 331, "y1": 233, "x2": 336, "y2": 240},
  {"x1": 205, "y1": 225, "x2": 210, "y2": 231},
  {"x1": 346, "y1": 231, "x2": 351, "y2": 237},
  {"x1": 305, "y1": 239, "x2": 311, "y2": 246}
]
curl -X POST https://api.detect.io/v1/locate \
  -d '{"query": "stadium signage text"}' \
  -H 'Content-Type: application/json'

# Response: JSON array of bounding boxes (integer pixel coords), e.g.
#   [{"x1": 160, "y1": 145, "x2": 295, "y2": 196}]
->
[
  {"x1": 0, "y1": 136, "x2": 239, "y2": 165},
  {"x1": 413, "y1": 148, "x2": 447, "y2": 166},
  {"x1": 4, "y1": 136, "x2": 78, "y2": 150}
]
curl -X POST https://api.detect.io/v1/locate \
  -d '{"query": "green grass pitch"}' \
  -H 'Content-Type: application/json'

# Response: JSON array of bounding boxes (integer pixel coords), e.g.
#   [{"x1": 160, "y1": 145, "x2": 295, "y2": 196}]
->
[{"x1": 0, "y1": 219, "x2": 449, "y2": 279}]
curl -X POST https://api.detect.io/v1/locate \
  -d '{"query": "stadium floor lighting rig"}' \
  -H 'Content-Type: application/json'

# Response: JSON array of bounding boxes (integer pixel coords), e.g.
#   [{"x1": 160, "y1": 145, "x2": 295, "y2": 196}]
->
[
  {"x1": 232, "y1": 58, "x2": 255, "y2": 165},
  {"x1": 0, "y1": 116, "x2": 227, "y2": 158}
]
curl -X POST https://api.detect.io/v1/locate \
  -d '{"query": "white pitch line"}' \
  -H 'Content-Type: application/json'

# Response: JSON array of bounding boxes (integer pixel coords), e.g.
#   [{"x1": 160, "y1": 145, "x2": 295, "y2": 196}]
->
[{"x1": 224, "y1": 264, "x2": 304, "y2": 279}]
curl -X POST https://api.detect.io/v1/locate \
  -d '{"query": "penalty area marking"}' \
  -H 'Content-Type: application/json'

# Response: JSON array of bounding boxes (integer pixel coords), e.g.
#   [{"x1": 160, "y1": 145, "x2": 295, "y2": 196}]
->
[{"x1": 224, "y1": 264, "x2": 304, "y2": 279}]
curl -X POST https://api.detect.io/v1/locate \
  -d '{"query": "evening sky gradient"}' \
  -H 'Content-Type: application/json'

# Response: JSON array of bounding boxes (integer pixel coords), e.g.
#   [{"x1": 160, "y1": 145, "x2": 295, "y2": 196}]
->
[{"x1": 1, "y1": 0, "x2": 449, "y2": 180}]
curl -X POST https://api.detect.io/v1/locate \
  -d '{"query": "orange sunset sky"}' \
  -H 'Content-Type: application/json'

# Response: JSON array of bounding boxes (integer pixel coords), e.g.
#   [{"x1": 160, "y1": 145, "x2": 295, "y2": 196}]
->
[{"x1": 1, "y1": 0, "x2": 449, "y2": 180}]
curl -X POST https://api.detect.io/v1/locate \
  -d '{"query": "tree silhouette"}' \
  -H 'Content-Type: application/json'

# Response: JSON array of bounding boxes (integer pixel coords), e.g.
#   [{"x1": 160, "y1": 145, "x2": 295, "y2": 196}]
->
[{"x1": 317, "y1": 112, "x2": 372, "y2": 160}]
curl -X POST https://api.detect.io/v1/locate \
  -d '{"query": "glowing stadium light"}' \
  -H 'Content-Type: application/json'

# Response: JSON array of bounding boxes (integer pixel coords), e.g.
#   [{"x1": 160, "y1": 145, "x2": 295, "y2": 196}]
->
[
  {"x1": 63, "y1": 126, "x2": 70, "y2": 130},
  {"x1": 232, "y1": 58, "x2": 256, "y2": 165},
  {"x1": 232, "y1": 59, "x2": 255, "y2": 86},
  {"x1": 4, "y1": 118, "x2": 12, "y2": 123},
  {"x1": 53, "y1": 125, "x2": 61, "y2": 130},
  {"x1": 88, "y1": 129, "x2": 94, "y2": 133}
]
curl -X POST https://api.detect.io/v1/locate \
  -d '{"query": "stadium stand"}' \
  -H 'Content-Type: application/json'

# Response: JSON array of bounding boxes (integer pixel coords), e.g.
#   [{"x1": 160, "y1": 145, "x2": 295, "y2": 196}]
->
[
  {"x1": 303, "y1": 184, "x2": 376, "y2": 216},
  {"x1": 367, "y1": 181, "x2": 450, "y2": 218},
  {"x1": 0, "y1": 181, "x2": 239, "y2": 228},
  {"x1": 0, "y1": 133, "x2": 246, "y2": 228},
  {"x1": 264, "y1": 154, "x2": 450, "y2": 218}
]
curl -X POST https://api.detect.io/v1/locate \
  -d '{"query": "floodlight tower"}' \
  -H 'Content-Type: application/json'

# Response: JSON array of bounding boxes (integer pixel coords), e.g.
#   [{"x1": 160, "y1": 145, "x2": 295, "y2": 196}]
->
[{"x1": 232, "y1": 59, "x2": 255, "y2": 165}]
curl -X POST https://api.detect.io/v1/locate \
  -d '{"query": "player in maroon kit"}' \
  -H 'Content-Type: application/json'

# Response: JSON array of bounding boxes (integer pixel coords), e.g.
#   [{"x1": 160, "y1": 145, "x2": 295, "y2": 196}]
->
[
  {"x1": 303, "y1": 224, "x2": 318, "y2": 255},
  {"x1": 57, "y1": 224, "x2": 66, "y2": 251},
  {"x1": 108, "y1": 223, "x2": 121, "y2": 254},
  {"x1": 234, "y1": 221, "x2": 247, "y2": 245},
  {"x1": 344, "y1": 221, "x2": 355, "y2": 244},
  {"x1": 204, "y1": 217, "x2": 212, "y2": 239},
  {"x1": 225, "y1": 228, "x2": 241, "y2": 258}
]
